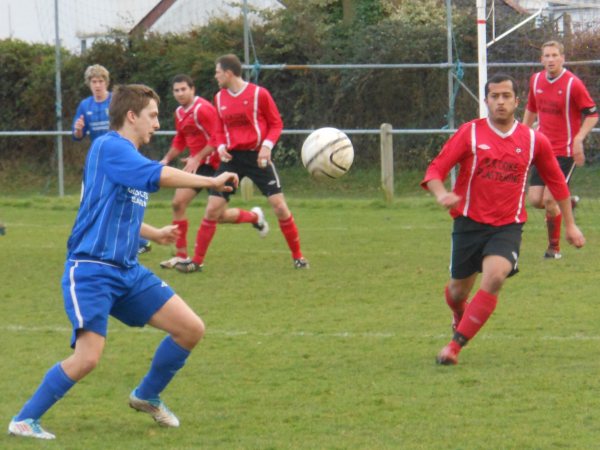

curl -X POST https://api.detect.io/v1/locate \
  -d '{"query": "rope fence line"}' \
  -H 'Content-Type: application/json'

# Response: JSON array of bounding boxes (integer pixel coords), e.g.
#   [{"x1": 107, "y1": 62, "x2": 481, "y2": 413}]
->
[
  {"x1": 0, "y1": 129, "x2": 456, "y2": 137},
  {"x1": 242, "y1": 60, "x2": 600, "y2": 71},
  {"x1": 2, "y1": 127, "x2": 599, "y2": 203}
]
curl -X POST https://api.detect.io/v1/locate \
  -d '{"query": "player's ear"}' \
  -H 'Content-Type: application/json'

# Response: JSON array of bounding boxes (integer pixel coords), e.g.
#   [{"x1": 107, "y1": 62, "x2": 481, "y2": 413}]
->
[{"x1": 126, "y1": 110, "x2": 138, "y2": 124}]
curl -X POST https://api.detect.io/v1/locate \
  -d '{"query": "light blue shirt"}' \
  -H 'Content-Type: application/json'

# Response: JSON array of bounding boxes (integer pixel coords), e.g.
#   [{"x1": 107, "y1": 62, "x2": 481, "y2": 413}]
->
[{"x1": 67, "y1": 131, "x2": 163, "y2": 267}]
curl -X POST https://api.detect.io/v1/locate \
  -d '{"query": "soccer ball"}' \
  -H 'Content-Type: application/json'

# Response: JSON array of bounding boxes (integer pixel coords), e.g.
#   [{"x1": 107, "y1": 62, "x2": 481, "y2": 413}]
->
[{"x1": 301, "y1": 127, "x2": 354, "y2": 180}]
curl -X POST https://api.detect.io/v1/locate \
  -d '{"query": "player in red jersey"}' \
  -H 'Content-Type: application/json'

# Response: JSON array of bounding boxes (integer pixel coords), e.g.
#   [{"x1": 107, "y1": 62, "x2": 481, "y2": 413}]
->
[
  {"x1": 158, "y1": 74, "x2": 267, "y2": 269},
  {"x1": 422, "y1": 74, "x2": 585, "y2": 365},
  {"x1": 175, "y1": 54, "x2": 308, "y2": 273},
  {"x1": 524, "y1": 41, "x2": 598, "y2": 259}
]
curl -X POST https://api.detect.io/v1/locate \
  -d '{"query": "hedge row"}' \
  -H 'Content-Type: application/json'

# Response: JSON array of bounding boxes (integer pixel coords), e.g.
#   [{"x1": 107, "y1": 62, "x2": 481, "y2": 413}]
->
[{"x1": 1, "y1": 0, "x2": 599, "y2": 172}]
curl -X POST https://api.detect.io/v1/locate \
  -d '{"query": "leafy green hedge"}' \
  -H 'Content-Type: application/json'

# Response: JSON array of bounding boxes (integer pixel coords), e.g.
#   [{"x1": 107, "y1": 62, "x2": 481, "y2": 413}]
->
[{"x1": 1, "y1": 0, "x2": 599, "y2": 174}]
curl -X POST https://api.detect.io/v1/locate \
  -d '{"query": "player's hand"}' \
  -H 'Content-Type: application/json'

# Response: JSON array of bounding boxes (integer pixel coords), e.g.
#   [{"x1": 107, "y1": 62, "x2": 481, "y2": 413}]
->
[
  {"x1": 159, "y1": 158, "x2": 170, "y2": 166},
  {"x1": 213, "y1": 172, "x2": 239, "y2": 192},
  {"x1": 257, "y1": 146, "x2": 272, "y2": 169},
  {"x1": 74, "y1": 115, "x2": 85, "y2": 131},
  {"x1": 565, "y1": 224, "x2": 585, "y2": 248},
  {"x1": 572, "y1": 139, "x2": 585, "y2": 167},
  {"x1": 218, "y1": 146, "x2": 233, "y2": 163},
  {"x1": 73, "y1": 115, "x2": 85, "y2": 137},
  {"x1": 153, "y1": 225, "x2": 180, "y2": 245},
  {"x1": 181, "y1": 156, "x2": 201, "y2": 173},
  {"x1": 436, "y1": 192, "x2": 461, "y2": 209}
]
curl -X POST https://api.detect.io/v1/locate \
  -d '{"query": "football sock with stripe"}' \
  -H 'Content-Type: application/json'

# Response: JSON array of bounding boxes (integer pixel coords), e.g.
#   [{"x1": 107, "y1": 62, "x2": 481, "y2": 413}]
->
[
  {"x1": 454, "y1": 289, "x2": 498, "y2": 345},
  {"x1": 135, "y1": 336, "x2": 191, "y2": 400},
  {"x1": 279, "y1": 215, "x2": 302, "y2": 259},
  {"x1": 173, "y1": 219, "x2": 188, "y2": 258},
  {"x1": 15, "y1": 363, "x2": 76, "y2": 421},
  {"x1": 192, "y1": 218, "x2": 217, "y2": 265}
]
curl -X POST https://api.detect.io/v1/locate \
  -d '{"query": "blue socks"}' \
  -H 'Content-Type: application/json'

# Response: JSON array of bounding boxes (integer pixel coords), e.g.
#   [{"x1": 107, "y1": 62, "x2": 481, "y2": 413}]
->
[
  {"x1": 14, "y1": 336, "x2": 189, "y2": 421},
  {"x1": 135, "y1": 336, "x2": 190, "y2": 400},
  {"x1": 15, "y1": 363, "x2": 76, "y2": 421}
]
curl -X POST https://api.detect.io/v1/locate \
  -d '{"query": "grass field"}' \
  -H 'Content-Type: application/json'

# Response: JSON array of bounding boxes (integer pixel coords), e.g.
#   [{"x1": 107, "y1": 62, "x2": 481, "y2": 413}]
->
[{"x1": 2, "y1": 172, "x2": 600, "y2": 449}]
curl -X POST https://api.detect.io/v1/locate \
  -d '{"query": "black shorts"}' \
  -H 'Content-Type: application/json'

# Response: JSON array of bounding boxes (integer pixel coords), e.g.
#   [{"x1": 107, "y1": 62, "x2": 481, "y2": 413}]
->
[
  {"x1": 193, "y1": 164, "x2": 216, "y2": 193},
  {"x1": 529, "y1": 156, "x2": 576, "y2": 186},
  {"x1": 450, "y1": 216, "x2": 523, "y2": 280},
  {"x1": 209, "y1": 150, "x2": 283, "y2": 201}
]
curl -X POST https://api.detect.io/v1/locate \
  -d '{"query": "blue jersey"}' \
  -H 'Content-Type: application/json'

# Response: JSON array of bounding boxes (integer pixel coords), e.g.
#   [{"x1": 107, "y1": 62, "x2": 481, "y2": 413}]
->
[
  {"x1": 66, "y1": 131, "x2": 163, "y2": 268},
  {"x1": 72, "y1": 94, "x2": 112, "y2": 142}
]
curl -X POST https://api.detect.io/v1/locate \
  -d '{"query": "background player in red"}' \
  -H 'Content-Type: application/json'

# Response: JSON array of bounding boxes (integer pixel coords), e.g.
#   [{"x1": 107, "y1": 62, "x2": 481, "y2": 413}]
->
[
  {"x1": 422, "y1": 74, "x2": 585, "y2": 365},
  {"x1": 524, "y1": 40, "x2": 598, "y2": 259},
  {"x1": 175, "y1": 54, "x2": 308, "y2": 273},
  {"x1": 158, "y1": 74, "x2": 267, "y2": 269}
]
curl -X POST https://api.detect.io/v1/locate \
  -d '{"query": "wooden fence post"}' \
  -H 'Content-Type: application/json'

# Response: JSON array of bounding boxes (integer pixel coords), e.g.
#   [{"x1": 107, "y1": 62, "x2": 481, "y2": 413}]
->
[
  {"x1": 380, "y1": 123, "x2": 394, "y2": 204},
  {"x1": 240, "y1": 177, "x2": 254, "y2": 201}
]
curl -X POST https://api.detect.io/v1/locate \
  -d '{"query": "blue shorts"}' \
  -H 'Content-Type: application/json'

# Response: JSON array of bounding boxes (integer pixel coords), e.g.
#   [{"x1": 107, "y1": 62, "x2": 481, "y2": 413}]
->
[{"x1": 61, "y1": 258, "x2": 175, "y2": 347}]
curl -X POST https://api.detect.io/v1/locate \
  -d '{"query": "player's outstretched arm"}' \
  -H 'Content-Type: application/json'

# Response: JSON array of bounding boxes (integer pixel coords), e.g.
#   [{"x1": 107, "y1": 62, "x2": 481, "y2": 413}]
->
[
  {"x1": 160, "y1": 147, "x2": 182, "y2": 166},
  {"x1": 140, "y1": 223, "x2": 180, "y2": 245},
  {"x1": 159, "y1": 166, "x2": 238, "y2": 191},
  {"x1": 556, "y1": 197, "x2": 585, "y2": 248},
  {"x1": 181, "y1": 145, "x2": 215, "y2": 173}
]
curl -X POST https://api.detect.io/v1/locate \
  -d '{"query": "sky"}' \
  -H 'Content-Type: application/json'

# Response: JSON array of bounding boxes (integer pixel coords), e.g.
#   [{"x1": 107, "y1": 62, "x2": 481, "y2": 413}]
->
[
  {"x1": 0, "y1": 0, "x2": 282, "y2": 53},
  {"x1": 0, "y1": 0, "x2": 158, "y2": 52}
]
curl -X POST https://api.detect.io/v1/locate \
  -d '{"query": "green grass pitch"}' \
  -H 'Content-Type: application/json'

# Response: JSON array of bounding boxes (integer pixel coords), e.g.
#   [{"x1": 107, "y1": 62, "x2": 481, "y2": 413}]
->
[{"x1": 2, "y1": 193, "x2": 600, "y2": 449}]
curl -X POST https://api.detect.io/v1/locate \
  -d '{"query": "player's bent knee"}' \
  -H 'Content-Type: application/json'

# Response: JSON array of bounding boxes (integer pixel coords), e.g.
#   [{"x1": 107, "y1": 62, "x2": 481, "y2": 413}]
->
[
  {"x1": 172, "y1": 201, "x2": 186, "y2": 215},
  {"x1": 72, "y1": 353, "x2": 101, "y2": 377},
  {"x1": 449, "y1": 285, "x2": 470, "y2": 301},
  {"x1": 481, "y1": 273, "x2": 508, "y2": 294},
  {"x1": 270, "y1": 200, "x2": 290, "y2": 219},
  {"x1": 174, "y1": 317, "x2": 205, "y2": 349}
]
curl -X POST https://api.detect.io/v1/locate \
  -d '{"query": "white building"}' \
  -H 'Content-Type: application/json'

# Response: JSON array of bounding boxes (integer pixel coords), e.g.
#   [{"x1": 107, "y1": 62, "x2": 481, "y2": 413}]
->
[
  {"x1": 0, "y1": 0, "x2": 284, "y2": 54},
  {"x1": 515, "y1": 0, "x2": 600, "y2": 31}
]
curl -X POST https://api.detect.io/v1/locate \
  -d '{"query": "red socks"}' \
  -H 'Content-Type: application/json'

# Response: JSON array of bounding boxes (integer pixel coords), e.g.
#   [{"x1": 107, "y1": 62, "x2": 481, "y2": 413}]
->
[
  {"x1": 455, "y1": 289, "x2": 498, "y2": 342},
  {"x1": 192, "y1": 219, "x2": 217, "y2": 265},
  {"x1": 546, "y1": 213, "x2": 561, "y2": 251},
  {"x1": 235, "y1": 209, "x2": 258, "y2": 224},
  {"x1": 173, "y1": 219, "x2": 188, "y2": 257},
  {"x1": 279, "y1": 215, "x2": 302, "y2": 259},
  {"x1": 445, "y1": 285, "x2": 467, "y2": 320}
]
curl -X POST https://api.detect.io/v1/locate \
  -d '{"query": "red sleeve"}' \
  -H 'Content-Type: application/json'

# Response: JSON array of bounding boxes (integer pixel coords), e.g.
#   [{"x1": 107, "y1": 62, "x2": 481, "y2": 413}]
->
[
  {"x1": 526, "y1": 74, "x2": 537, "y2": 113},
  {"x1": 259, "y1": 88, "x2": 283, "y2": 145},
  {"x1": 171, "y1": 114, "x2": 186, "y2": 152},
  {"x1": 532, "y1": 131, "x2": 570, "y2": 201},
  {"x1": 213, "y1": 93, "x2": 227, "y2": 148},
  {"x1": 572, "y1": 78, "x2": 598, "y2": 116},
  {"x1": 198, "y1": 104, "x2": 220, "y2": 148},
  {"x1": 421, "y1": 122, "x2": 472, "y2": 190}
]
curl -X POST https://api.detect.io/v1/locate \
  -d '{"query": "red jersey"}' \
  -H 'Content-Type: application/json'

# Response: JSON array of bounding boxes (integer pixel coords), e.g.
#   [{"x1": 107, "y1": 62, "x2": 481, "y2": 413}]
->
[
  {"x1": 214, "y1": 82, "x2": 283, "y2": 152},
  {"x1": 422, "y1": 118, "x2": 570, "y2": 226},
  {"x1": 171, "y1": 96, "x2": 220, "y2": 169},
  {"x1": 526, "y1": 69, "x2": 598, "y2": 157}
]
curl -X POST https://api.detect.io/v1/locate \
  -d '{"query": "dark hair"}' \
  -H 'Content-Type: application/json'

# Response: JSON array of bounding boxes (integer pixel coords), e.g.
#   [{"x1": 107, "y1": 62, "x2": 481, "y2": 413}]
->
[
  {"x1": 109, "y1": 84, "x2": 160, "y2": 129},
  {"x1": 171, "y1": 74, "x2": 194, "y2": 88},
  {"x1": 216, "y1": 54, "x2": 242, "y2": 77},
  {"x1": 484, "y1": 74, "x2": 518, "y2": 97}
]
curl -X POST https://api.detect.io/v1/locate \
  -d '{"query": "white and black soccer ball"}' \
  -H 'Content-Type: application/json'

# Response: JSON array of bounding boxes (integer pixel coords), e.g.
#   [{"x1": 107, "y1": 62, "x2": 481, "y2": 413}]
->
[{"x1": 301, "y1": 127, "x2": 354, "y2": 180}]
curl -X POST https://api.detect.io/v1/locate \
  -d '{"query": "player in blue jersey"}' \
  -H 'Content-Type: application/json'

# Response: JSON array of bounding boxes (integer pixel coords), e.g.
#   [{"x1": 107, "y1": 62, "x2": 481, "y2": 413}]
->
[
  {"x1": 72, "y1": 64, "x2": 152, "y2": 254},
  {"x1": 8, "y1": 84, "x2": 239, "y2": 440},
  {"x1": 72, "y1": 64, "x2": 112, "y2": 143}
]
